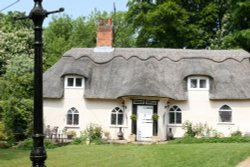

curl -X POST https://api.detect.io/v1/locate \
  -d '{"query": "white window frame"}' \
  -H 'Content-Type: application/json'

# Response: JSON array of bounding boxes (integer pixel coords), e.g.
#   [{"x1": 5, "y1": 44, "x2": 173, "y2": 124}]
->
[
  {"x1": 168, "y1": 105, "x2": 182, "y2": 125},
  {"x1": 66, "y1": 107, "x2": 79, "y2": 126},
  {"x1": 64, "y1": 75, "x2": 84, "y2": 88},
  {"x1": 188, "y1": 76, "x2": 209, "y2": 91},
  {"x1": 110, "y1": 107, "x2": 124, "y2": 126},
  {"x1": 218, "y1": 105, "x2": 232, "y2": 123}
]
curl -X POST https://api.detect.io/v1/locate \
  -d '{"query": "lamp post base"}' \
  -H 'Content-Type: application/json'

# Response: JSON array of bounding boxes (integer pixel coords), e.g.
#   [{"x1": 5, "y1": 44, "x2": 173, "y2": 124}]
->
[{"x1": 30, "y1": 146, "x2": 47, "y2": 167}]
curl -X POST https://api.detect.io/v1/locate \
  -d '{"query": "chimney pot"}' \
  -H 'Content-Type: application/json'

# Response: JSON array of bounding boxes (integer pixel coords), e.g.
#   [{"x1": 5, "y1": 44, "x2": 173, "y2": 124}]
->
[
  {"x1": 96, "y1": 18, "x2": 113, "y2": 47},
  {"x1": 99, "y1": 18, "x2": 104, "y2": 26},
  {"x1": 107, "y1": 18, "x2": 112, "y2": 26}
]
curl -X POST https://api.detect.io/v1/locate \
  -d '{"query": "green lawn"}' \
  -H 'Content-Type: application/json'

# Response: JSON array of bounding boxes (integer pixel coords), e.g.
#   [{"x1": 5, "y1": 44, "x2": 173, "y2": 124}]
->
[{"x1": 1, "y1": 143, "x2": 250, "y2": 167}]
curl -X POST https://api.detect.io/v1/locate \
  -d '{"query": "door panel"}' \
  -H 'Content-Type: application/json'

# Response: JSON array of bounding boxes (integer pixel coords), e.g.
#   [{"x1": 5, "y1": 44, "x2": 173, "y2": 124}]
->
[{"x1": 137, "y1": 105, "x2": 153, "y2": 141}]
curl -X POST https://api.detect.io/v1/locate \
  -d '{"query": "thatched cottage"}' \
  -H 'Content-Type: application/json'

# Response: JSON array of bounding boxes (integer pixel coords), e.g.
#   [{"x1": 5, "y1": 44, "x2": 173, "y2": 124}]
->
[{"x1": 43, "y1": 19, "x2": 250, "y2": 141}]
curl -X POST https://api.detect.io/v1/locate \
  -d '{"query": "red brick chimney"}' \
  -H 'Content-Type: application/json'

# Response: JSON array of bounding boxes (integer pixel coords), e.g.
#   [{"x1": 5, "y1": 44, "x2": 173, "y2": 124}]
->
[{"x1": 96, "y1": 18, "x2": 113, "y2": 47}]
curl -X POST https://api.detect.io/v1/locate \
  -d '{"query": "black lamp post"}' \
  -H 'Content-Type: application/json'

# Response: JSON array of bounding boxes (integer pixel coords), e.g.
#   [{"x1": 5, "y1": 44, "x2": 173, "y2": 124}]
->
[{"x1": 24, "y1": 1, "x2": 64, "y2": 166}]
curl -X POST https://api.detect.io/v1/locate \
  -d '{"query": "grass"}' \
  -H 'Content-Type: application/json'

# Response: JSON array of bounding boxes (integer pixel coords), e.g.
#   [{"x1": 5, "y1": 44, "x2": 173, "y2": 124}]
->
[{"x1": 1, "y1": 143, "x2": 250, "y2": 167}]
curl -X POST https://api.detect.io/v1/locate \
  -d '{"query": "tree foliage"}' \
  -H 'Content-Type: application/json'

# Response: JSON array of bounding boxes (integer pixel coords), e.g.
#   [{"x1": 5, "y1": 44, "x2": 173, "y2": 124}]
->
[
  {"x1": 0, "y1": 12, "x2": 33, "y2": 142},
  {"x1": 126, "y1": 0, "x2": 250, "y2": 51},
  {"x1": 43, "y1": 10, "x2": 135, "y2": 70}
]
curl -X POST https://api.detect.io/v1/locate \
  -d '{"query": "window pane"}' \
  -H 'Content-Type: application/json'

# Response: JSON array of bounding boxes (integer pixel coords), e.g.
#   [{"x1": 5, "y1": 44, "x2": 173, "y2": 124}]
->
[
  {"x1": 67, "y1": 114, "x2": 73, "y2": 125},
  {"x1": 220, "y1": 105, "x2": 231, "y2": 110},
  {"x1": 118, "y1": 114, "x2": 123, "y2": 125},
  {"x1": 67, "y1": 78, "x2": 74, "y2": 87},
  {"x1": 176, "y1": 112, "x2": 182, "y2": 124},
  {"x1": 200, "y1": 79, "x2": 207, "y2": 88},
  {"x1": 73, "y1": 114, "x2": 79, "y2": 125},
  {"x1": 169, "y1": 112, "x2": 175, "y2": 124},
  {"x1": 75, "y1": 78, "x2": 82, "y2": 87},
  {"x1": 111, "y1": 114, "x2": 116, "y2": 125},
  {"x1": 190, "y1": 79, "x2": 197, "y2": 88},
  {"x1": 220, "y1": 111, "x2": 232, "y2": 122}
]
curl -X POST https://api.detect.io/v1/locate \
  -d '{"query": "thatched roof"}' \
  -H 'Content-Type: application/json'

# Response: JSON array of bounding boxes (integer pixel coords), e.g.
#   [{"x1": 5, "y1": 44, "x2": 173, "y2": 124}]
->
[{"x1": 43, "y1": 48, "x2": 250, "y2": 100}]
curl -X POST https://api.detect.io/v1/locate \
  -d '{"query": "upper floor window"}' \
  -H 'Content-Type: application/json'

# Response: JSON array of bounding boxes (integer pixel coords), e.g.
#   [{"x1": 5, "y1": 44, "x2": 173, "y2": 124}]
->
[
  {"x1": 188, "y1": 76, "x2": 209, "y2": 90},
  {"x1": 67, "y1": 107, "x2": 79, "y2": 125},
  {"x1": 169, "y1": 105, "x2": 182, "y2": 124},
  {"x1": 111, "y1": 107, "x2": 124, "y2": 125},
  {"x1": 65, "y1": 76, "x2": 84, "y2": 88},
  {"x1": 219, "y1": 105, "x2": 232, "y2": 123}
]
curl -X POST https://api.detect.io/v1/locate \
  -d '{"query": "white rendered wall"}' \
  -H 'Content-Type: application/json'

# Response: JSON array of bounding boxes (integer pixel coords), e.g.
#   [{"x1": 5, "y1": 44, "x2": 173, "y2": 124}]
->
[
  {"x1": 44, "y1": 78, "x2": 250, "y2": 140},
  {"x1": 44, "y1": 85, "x2": 128, "y2": 139},
  {"x1": 167, "y1": 90, "x2": 250, "y2": 138}
]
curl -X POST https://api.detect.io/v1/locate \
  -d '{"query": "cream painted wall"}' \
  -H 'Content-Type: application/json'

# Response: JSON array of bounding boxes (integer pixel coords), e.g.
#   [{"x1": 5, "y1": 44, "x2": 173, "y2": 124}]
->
[
  {"x1": 44, "y1": 87, "x2": 127, "y2": 139},
  {"x1": 167, "y1": 90, "x2": 250, "y2": 138},
  {"x1": 44, "y1": 78, "x2": 250, "y2": 140}
]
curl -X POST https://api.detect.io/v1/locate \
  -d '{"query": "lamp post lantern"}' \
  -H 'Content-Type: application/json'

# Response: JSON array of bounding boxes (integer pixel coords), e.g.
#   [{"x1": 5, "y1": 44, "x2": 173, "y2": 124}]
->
[{"x1": 25, "y1": 1, "x2": 64, "y2": 166}]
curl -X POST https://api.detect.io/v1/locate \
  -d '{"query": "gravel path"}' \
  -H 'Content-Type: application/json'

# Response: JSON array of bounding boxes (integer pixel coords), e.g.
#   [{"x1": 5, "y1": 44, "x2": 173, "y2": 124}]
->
[{"x1": 237, "y1": 157, "x2": 250, "y2": 167}]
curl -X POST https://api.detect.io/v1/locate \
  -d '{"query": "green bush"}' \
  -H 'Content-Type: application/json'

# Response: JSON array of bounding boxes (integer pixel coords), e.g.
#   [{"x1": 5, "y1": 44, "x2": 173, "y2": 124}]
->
[
  {"x1": 44, "y1": 139, "x2": 58, "y2": 149},
  {"x1": 17, "y1": 138, "x2": 58, "y2": 150},
  {"x1": 0, "y1": 141, "x2": 10, "y2": 148},
  {"x1": 91, "y1": 138, "x2": 108, "y2": 145},
  {"x1": 83, "y1": 123, "x2": 104, "y2": 144},
  {"x1": 182, "y1": 121, "x2": 219, "y2": 137},
  {"x1": 182, "y1": 121, "x2": 196, "y2": 137},
  {"x1": 231, "y1": 130, "x2": 242, "y2": 137},
  {"x1": 169, "y1": 136, "x2": 250, "y2": 144},
  {"x1": 71, "y1": 135, "x2": 86, "y2": 145},
  {"x1": 0, "y1": 122, "x2": 7, "y2": 140}
]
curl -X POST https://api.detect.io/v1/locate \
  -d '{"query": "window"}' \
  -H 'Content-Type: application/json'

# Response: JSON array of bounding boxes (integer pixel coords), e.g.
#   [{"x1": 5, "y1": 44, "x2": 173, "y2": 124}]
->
[
  {"x1": 67, "y1": 107, "x2": 79, "y2": 125},
  {"x1": 169, "y1": 105, "x2": 182, "y2": 124},
  {"x1": 188, "y1": 77, "x2": 209, "y2": 90},
  {"x1": 111, "y1": 107, "x2": 124, "y2": 125},
  {"x1": 65, "y1": 76, "x2": 83, "y2": 88},
  {"x1": 219, "y1": 105, "x2": 232, "y2": 123}
]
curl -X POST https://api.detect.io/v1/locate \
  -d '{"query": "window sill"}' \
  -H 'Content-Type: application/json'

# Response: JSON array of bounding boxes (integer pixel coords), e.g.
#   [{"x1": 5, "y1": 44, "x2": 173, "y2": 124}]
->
[
  {"x1": 167, "y1": 124, "x2": 182, "y2": 127},
  {"x1": 65, "y1": 125, "x2": 80, "y2": 128},
  {"x1": 65, "y1": 87, "x2": 84, "y2": 89},
  {"x1": 109, "y1": 125, "x2": 128, "y2": 128},
  {"x1": 217, "y1": 122, "x2": 234, "y2": 125},
  {"x1": 188, "y1": 89, "x2": 209, "y2": 91}
]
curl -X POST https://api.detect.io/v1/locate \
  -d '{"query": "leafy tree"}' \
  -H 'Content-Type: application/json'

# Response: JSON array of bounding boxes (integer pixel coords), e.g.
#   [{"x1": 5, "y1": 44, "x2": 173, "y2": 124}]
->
[
  {"x1": 113, "y1": 11, "x2": 136, "y2": 47},
  {"x1": 0, "y1": 12, "x2": 33, "y2": 75},
  {"x1": 0, "y1": 53, "x2": 34, "y2": 141},
  {"x1": 228, "y1": 0, "x2": 250, "y2": 52},
  {"x1": 127, "y1": 0, "x2": 250, "y2": 51},
  {"x1": 43, "y1": 13, "x2": 97, "y2": 69},
  {"x1": 43, "y1": 10, "x2": 135, "y2": 70},
  {"x1": 0, "y1": 12, "x2": 33, "y2": 142}
]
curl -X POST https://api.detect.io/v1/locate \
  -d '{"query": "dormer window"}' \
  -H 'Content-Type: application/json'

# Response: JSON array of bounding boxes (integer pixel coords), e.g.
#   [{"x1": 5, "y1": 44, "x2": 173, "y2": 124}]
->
[
  {"x1": 65, "y1": 76, "x2": 84, "y2": 88},
  {"x1": 188, "y1": 76, "x2": 209, "y2": 90}
]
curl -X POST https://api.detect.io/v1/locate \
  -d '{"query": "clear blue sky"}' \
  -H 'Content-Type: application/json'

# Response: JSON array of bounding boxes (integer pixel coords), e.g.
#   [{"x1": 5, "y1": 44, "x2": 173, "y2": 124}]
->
[{"x1": 1, "y1": 0, "x2": 128, "y2": 26}]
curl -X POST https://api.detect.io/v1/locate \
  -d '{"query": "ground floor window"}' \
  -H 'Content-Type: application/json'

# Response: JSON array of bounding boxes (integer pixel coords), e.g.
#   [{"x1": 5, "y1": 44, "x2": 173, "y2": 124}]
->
[
  {"x1": 111, "y1": 107, "x2": 124, "y2": 125},
  {"x1": 219, "y1": 105, "x2": 232, "y2": 123},
  {"x1": 169, "y1": 105, "x2": 182, "y2": 124},
  {"x1": 67, "y1": 107, "x2": 79, "y2": 125}
]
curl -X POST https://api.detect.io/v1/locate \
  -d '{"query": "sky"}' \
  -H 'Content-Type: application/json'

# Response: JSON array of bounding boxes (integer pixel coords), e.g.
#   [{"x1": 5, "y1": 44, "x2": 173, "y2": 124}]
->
[{"x1": 1, "y1": 0, "x2": 128, "y2": 26}]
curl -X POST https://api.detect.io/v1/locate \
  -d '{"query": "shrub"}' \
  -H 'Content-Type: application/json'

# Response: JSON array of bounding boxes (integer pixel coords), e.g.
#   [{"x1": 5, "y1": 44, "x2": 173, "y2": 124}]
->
[
  {"x1": 0, "y1": 121, "x2": 7, "y2": 140},
  {"x1": 0, "y1": 141, "x2": 10, "y2": 148},
  {"x1": 182, "y1": 121, "x2": 219, "y2": 138},
  {"x1": 231, "y1": 130, "x2": 242, "y2": 137},
  {"x1": 182, "y1": 121, "x2": 196, "y2": 137},
  {"x1": 169, "y1": 136, "x2": 250, "y2": 144},
  {"x1": 17, "y1": 138, "x2": 58, "y2": 150},
  {"x1": 83, "y1": 123, "x2": 103, "y2": 144},
  {"x1": 71, "y1": 135, "x2": 86, "y2": 145}
]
